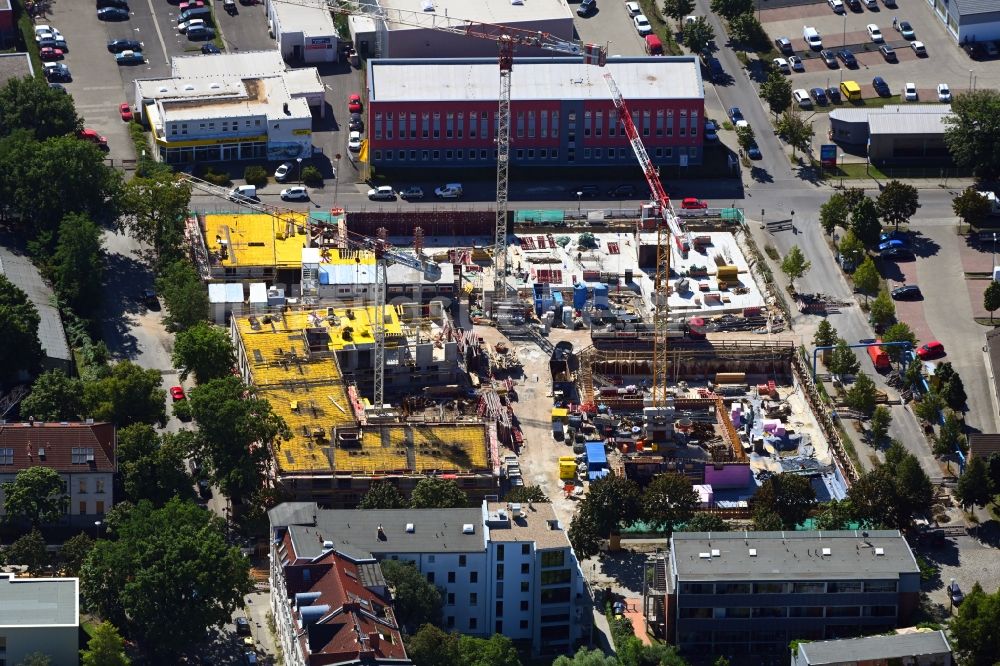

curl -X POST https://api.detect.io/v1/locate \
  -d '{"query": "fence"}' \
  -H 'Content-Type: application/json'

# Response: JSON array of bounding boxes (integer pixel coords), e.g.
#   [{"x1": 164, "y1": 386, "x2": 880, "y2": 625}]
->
[{"x1": 793, "y1": 348, "x2": 860, "y2": 485}]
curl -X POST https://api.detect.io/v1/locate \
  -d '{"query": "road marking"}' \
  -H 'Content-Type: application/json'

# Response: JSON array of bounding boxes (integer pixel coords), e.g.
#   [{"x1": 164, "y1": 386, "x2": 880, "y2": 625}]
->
[{"x1": 141, "y1": 0, "x2": 170, "y2": 64}]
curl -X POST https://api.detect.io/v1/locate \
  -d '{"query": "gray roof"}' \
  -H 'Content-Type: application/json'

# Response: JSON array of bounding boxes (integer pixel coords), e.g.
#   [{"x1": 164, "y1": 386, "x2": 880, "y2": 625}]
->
[
  {"x1": 829, "y1": 108, "x2": 871, "y2": 124},
  {"x1": 671, "y1": 530, "x2": 919, "y2": 581},
  {"x1": 268, "y1": 501, "x2": 319, "y2": 529},
  {"x1": 954, "y1": 0, "x2": 1000, "y2": 16},
  {"x1": 869, "y1": 110, "x2": 950, "y2": 136},
  {"x1": 0, "y1": 574, "x2": 78, "y2": 627},
  {"x1": 799, "y1": 630, "x2": 951, "y2": 664},
  {"x1": 0, "y1": 248, "x2": 71, "y2": 363},
  {"x1": 286, "y1": 506, "x2": 487, "y2": 560},
  {"x1": 0, "y1": 54, "x2": 33, "y2": 88}
]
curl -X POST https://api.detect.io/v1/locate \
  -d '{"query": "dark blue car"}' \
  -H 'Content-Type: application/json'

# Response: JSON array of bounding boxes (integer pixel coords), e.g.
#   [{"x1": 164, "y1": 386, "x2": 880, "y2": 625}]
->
[
  {"x1": 810, "y1": 87, "x2": 828, "y2": 105},
  {"x1": 872, "y1": 76, "x2": 891, "y2": 97},
  {"x1": 838, "y1": 49, "x2": 858, "y2": 67},
  {"x1": 728, "y1": 107, "x2": 744, "y2": 124}
]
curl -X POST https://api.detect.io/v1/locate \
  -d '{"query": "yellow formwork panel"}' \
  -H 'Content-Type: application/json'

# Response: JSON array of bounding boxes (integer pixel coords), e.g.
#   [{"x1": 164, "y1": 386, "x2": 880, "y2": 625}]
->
[
  {"x1": 411, "y1": 424, "x2": 489, "y2": 471},
  {"x1": 263, "y1": 382, "x2": 356, "y2": 473}
]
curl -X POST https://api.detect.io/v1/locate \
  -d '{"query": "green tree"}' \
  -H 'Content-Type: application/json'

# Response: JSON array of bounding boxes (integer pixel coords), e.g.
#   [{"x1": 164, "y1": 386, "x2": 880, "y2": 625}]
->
[
  {"x1": 679, "y1": 512, "x2": 730, "y2": 532},
  {"x1": 662, "y1": 0, "x2": 695, "y2": 21},
  {"x1": 869, "y1": 405, "x2": 892, "y2": 446},
  {"x1": 845, "y1": 373, "x2": 879, "y2": 416},
  {"x1": 934, "y1": 362, "x2": 967, "y2": 411},
  {"x1": 16, "y1": 653, "x2": 51, "y2": 666},
  {"x1": 681, "y1": 17, "x2": 715, "y2": 54},
  {"x1": 359, "y1": 481, "x2": 408, "y2": 509},
  {"x1": 116, "y1": 424, "x2": 194, "y2": 506},
  {"x1": 642, "y1": 473, "x2": 698, "y2": 534},
  {"x1": 814, "y1": 499, "x2": 857, "y2": 530},
  {"x1": 59, "y1": 532, "x2": 94, "y2": 577},
  {"x1": 895, "y1": 454, "x2": 933, "y2": 519},
  {"x1": 187, "y1": 376, "x2": 289, "y2": 505},
  {"x1": 21, "y1": 370, "x2": 85, "y2": 421},
  {"x1": 881, "y1": 322, "x2": 917, "y2": 361},
  {"x1": 710, "y1": 0, "x2": 753, "y2": 19},
  {"x1": 987, "y1": 451, "x2": 1000, "y2": 491},
  {"x1": 409, "y1": 477, "x2": 469, "y2": 508},
  {"x1": 943, "y1": 89, "x2": 1000, "y2": 178},
  {"x1": 6, "y1": 529, "x2": 49, "y2": 575},
  {"x1": 904, "y1": 359, "x2": 925, "y2": 391},
  {"x1": 780, "y1": 245, "x2": 811, "y2": 291},
  {"x1": 406, "y1": 625, "x2": 461, "y2": 665},
  {"x1": 953, "y1": 187, "x2": 993, "y2": 227},
  {"x1": 0, "y1": 274, "x2": 42, "y2": 381},
  {"x1": 459, "y1": 633, "x2": 522, "y2": 666},
  {"x1": 49, "y1": 212, "x2": 103, "y2": 315},
  {"x1": 934, "y1": 411, "x2": 966, "y2": 457},
  {"x1": 876, "y1": 180, "x2": 920, "y2": 231},
  {"x1": 569, "y1": 474, "x2": 641, "y2": 557},
  {"x1": 848, "y1": 465, "x2": 921, "y2": 530},
  {"x1": 2, "y1": 467, "x2": 67, "y2": 527},
  {"x1": 79, "y1": 498, "x2": 252, "y2": 656},
  {"x1": 503, "y1": 485, "x2": 548, "y2": 503},
  {"x1": 752, "y1": 474, "x2": 815, "y2": 529},
  {"x1": 156, "y1": 260, "x2": 209, "y2": 332},
  {"x1": 850, "y1": 197, "x2": 881, "y2": 247},
  {"x1": 869, "y1": 290, "x2": 896, "y2": 329},
  {"x1": 83, "y1": 360, "x2": 167, "y2": 427},
  {"x1": 380, "y1": 560, "x2": 443, "y2": 633},
  {"x1": 727, "y1": 12, "x2": 767, "y2": 47},
  {"x1": 956, "y1": 456, "x2": 993, "y2": 510},
  {"x1": 813, "y1": 319, "x2": 837, "y2": 348},
  {"x1": 172, "y1": 322, "x2": 235, "y2": 383},
  {"x1": 838, "y1": 230, "x2": 866, "y2": 268},
  {"x1": 735, "y1": 123, "x2": 756, "y2": 155},
  {"x1": 852, "y1": 257, "x2": 880, "y2": 302},
  {"x1": 553, "y1": 648, "x2": 620, "y2": 666},
  {"x1": 0, "y1": 76, "x2": 81, "y2": 140},
  {"x1": 827, "y1": 338, "x2": 860, "y2": 377},
  {"x1": 119, "y1": 172, "x2": 192, "y2": 267},
  {"x1": 81, "y1": 621, "x2": 130, "y2": 666},
  {"x1": 915, "y1": 391, "x2": 946, "y2": 423},
  {"x1": 751, "y1": 509, "x2": 783, "y2": 531},
  {"x1": 776, "y1": 110, "x2": 815, "y2": 157},
  {"x1": 985, "y1": 281, "x2": 1000, "y2": 323},
  {"x1": 819, "y1": 193, "x2": 850, "y2": 235},
  {"x1": 759, "y1": 69, "x2": 792, "y2": 117},
  {"x1": 950, "y1": 582, "x2": 1000, "y2": 665}
]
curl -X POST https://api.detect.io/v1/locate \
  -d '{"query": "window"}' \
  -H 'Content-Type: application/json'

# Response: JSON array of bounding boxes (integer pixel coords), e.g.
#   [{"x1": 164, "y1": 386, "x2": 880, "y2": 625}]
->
[
  {"x1": 521, "y1": 563, "x2": 530, "y2": 575},
  {"x1": 496, "y1": 601, "x2": 503, "y2": 615},
  {"x1": 595, "y1": 111, "x2": 603, "y2": 136},
  {"x1": 516, "y1": 149, "x2": 524, "y2": 160},
  {"x1": 691, "y1": 111, "x2": 698, "y2": 136},
  {"x1": 428, "y1": 555, "x2": 436, "y2": 563},
  {"x1": 594, "y1": 148, "x2": 602, "y2": 159},
  {"x1": 96, "y1": 501, "x2": 104, "y2": 514},
  {"x1": 723, "y1": 607, "x2": 751, "y2": 618},
  {"x1": 584, "y1": 111, "x2": 591, "y2": 136},
  {"x1": 480, "y1": 149, "x2": 488, "y2": 160},
  {"x1": 528, "y1": 111, "x2": 535, "y2": 138},
  {"x1": 679, "y1": 583, "x2": 714, "y2": 595},
  {"x1": 457, "y1": 149, "x2": 463, "y2": 159},
  {"x1": 469, "y1": 592, "x2": 478, "y2": 606},
  {"x1": 386, "y1": 151, "x2": 393, "y2": 160},
  {"x1": 655, "y1": 148, "x2": 662, "y2": 158},
  {"x1": 679, "y1": 607, "x2": 712, "y2": 619},
  {"x1": 789, "y1": 606, "x2": 824, "y2": 618},
  {"x1": 752, "y1": 607, "x2": 787, "y2": 618},
  {"x1": 421, "y1": 150, "x2": 429, "y2": 160},
  {"x1": 680, "y1": 110, "x2": 687, "y2": 136},
  {"x1": 609, "y1": 110, "x2": 617, "y2": 136},
  {"x1": 517, "y1": 112, "x2": 525, "y2": 138},
  {"x1": 447, "y1": 616, "x2": 455, "y2": 628},
  {"x1": 79, "y1": 479, "x2": 87, "y2": 493},
  {"x1": 433, "y1": 112, "x2": 441, "y2": 139},
  {"x1": 521, "y1": 582, "x2": 529, "y2": 592},
  {"x1": 527, "y1": 149, "x2": 534, "y2": 159},
  {"x1": 826, "y1": 606, "x2": 861, "y2": 617},
  {"x1": 427, "y1": 572, "x2": 435, "y2": 583},
  {"x1": 522, "y1": 544, "x2": 530, "y2": 555},
  {"x1": 0, "y1": 448, "x2": 12, "y2": 465},
  {"x1": 642, "y1": 110, "x2": 650, "y2": 137},
  {"x1": 828, "y1": 581, "x2": 863, "y2": 594},
  {"x1": 520, "y1": 620, "x2": 528, "y2": 629},
  {"x1": 446, "y1": 112, "x2": 454, "y2": 138},
  {"x1": 520, "y1": 600, "x2": 528, "y2": 611},
  {"x1": 448, "y1": 572, "x2": 456, "y2": 583},
  {"x1": 667, "y1": 110, "x2": 674, "y2": 136},
  {"x1": 753, "y1": 582, "x2": 787, "y2": 594},
  {"x1": 432, "y1": 150, "x2": 440, "y2": 159},
  {"x1": 469, "y1": 617, "x2": 477, "y2": 630},
  {"x1": 79, "y1": 501, "x2": 86, "y2": 514},
  {"x1": 540, "y1": 148, "x2": 547, "y2": 158},
  {"x1": 540, "y1": 588, "x2": 570, "y2": 604},
  {"x1": 495, "y1": 621, "x2": 503, "y2": 633},
  {"x1": 717, "y1": 583, "x2": 752, "y2": 594},
  {"x1": 496, "y1": 564, "x2": 504, "y2": 580},
  {"x1": 459, "y1": 555, "x2": 467, "y2": 567},
  {"x1": 583, "y1": 148, "x2": 591, "y2": 159},
  {"x1": 865, "y1": 605, "x2": 897, "y2": 617},
  {"x1": 373, "y1": 151, "x2": 382, "y2": 161},
  {"x1": 469, "y1": 571, "x2": 478, "y2": 583},
  {"x1": 446, "y1": 150, "x2": 453, "y2": 159},
  {"x1": 541, "y1": 570, "x2": 571, "y2": 586},
  {"x1": 551, "y1": 111, "x2": 559, "y2": 138},
  {"x1": 656, "y1": 109, "x2": 664, "y2": 136},
  {"x1": 71, "y1": 448, "x2": 94, "y2": 464},
  {"x1": 410, "y1": 150, "x2": 417, "y2": 160},
  {"x1": 864, "y1": 580, "x2": 897, "y2": 593},
  {"x1": 496, "y1": 582, "x2": 504, "y2": 599},
  {"x1": 541, "y1": 110, "x2": 548, "y2": 138},
  {"x1": 792, "y1": 582, "x2": 826, "y2": 594},
  {"x1": 447, "y1": 592, "x2": 455, "y2": 605}
]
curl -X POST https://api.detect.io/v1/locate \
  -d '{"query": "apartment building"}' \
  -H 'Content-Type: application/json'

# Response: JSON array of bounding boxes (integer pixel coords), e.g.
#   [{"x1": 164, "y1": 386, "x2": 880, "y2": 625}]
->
[
  {"x1": 0, "y1": 573, "x2": 79, "y2": 665},
  {"x1": 643, "y1": 530, "x2": 921, "y2": 665},
  {"x1": 268, "y1": 500, "x2": 588, "y2": 656}
]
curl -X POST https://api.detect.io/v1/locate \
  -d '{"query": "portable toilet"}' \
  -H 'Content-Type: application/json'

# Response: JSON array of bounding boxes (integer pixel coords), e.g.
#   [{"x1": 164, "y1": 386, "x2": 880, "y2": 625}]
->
[
  {"x1": 593, "y1": 283, "x2": 609, "y2": 309},
  {"x1": 559, "y1": 456, "x2": 577, "y2": 480},
  {"x1": 573, "y1": 282, "x2": 588, "y2": 309}
]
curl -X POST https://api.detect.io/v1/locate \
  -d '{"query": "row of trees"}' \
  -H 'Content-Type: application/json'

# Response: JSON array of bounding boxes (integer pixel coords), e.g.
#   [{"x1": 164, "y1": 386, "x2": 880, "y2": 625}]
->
[{"x1": 820, "y1": 184, "x2": 920, "y2": 245}]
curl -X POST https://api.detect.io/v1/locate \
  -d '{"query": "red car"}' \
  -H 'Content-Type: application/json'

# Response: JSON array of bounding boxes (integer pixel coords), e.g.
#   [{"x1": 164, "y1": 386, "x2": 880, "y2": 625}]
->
[
  {"x1": 119, "y1": 103, "x2": 133, "y2": 122},
  {"x1": 77, "y1": 128, "x2": 108, "y2": 147},
  {"x1": 680, "y1": 197, "x2": 708, "y2": 210},
  {"x1": 179, "y1": 0, "x2": 204, "y2": 10},
  {"x1": 916, "y1": 341, "x2": 945, "y2": 360},
  {"x1": 170, "y1": 386, "x2": 186, "y2": 401},
  {"x1": 348, "y1": 93, "x2": 362, "y2": 113},
  {"x1": 40, "y1": 47, "x2": 64, "y2": 60}
]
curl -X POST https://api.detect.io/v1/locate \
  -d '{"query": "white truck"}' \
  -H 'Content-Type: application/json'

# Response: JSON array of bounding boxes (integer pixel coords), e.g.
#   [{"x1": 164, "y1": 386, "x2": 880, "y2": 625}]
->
[
  {"x1": 802, "y1": 26, "x2": 822, "y2": 50},
  {"x1": 978, "y1": 191, "x2": 1000, "y2": 216}
]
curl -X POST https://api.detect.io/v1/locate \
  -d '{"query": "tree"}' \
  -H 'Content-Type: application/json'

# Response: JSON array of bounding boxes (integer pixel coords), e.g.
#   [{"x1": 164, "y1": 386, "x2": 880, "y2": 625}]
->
[
  {"x1": 752, "y1": 474, "x2": 815, "y2": 529},
  {"x1": 575, "y1": 473, "x2": 640, "y2": 538},
  {"x1": 642, "y1": 473, "x2": 698, "y2": 534},
  {"x1": 187, "y1": 376, "x2": 289, "y2": 505},
  {"x1": 6, "y1": 529, "x2": 49, "y2": 575},
  {"x1": 869, "y1": 290, "x2": 896, "y2": 330},
  {"x1": 116, "y1": 424, "x2": 194, "y2": 506},
  {"x1": 894, "y1": 454, "x2": 933, "y2": 519},
  {"x1": 838, "y1": 230, "x2": 866, "y2": 268},
  {"x1": 380, "y1": 560, "x2": 443, "y2": 632},
  {"x1": 59, "y1": 533, "x2": 94, "y2": 577},
  {"x1": 359, "y1": 481, "x2": 409, "y2": 509},
  {"x1": 503, "y1": 485, "x2": 547, "y2": 503},
  {"x1": 759, "y1": 70, "x2": 792, "y2": 117},
  {"x1": 814, "y1": 499, "x2": 857, "y2": 530},
  {"x1": 985, "y1": 281, "x2": 1000, "y2": 323},
  {"x1": 987, "y1": 451, "x2": 1000, "y2": 492},
  {"x1": 553, "y1": 648, "x2": 620, "y2": 666},
  {"x1": 845, "y1": 373, "x2": 878, "y2": 416},
  {"x1": 679, "y1": 512, "x2": 730, "y2": 532},
  {"x1": 849, "y1": 447, "x2": 932, "y2": 530},
  {"x1": 956, "y1": 456, "x2": 993, "y2": 510},
  {"x1": 819, "y1": 193, "x2": 850, "y2": 235},
  {"x1": 735, "y1": 123, "x2": 755, "y2": 155},
  {"x1": 406, "y1": 625, "x2": 461, "y2": 665},
  {"x1": 934, "y1": 362, "x2": 967, "y2": 411},
  {"x1": 578, "y1": 232, "x2": 598, "y2": 250},
  {"x1": 662, "y1": 0, "x2": 695, "y2": 21},
  {"x1": 0, "y1": 76, "x2": 81, "y2": 140},
  {"x1": 904, "y1": 359, "x2": 925, "y2": 391},
  {"x1": 915, "y1": 391, "x2": 946, "y2": 423},
  {"x1": 16, "y1": 653, "x2": 51, "y2": 666},
  {"x1": 849, "y1": 197, "x2": 881, "y2": 247},
  {"x1": 409, "y1": 477, "x2": 469, "y2": 508},
  {"x1": 155, "y1": 260, "x2": 209, "y2": 332},
  {"x1": 459, "y1": 633, "x2": 522, "y2": 666},
  {"x1": 568, "y1": 509, "x2": 604, "y2": 560},
  {"x1": 776, "y1": 110, "x2": 814, "y2": 157},
  {"x1": 876, "y1": 180, "x2": 920, "y2": 230},
  {"x1": 172, "y1": 322, "x2": 235, "y2": 383},
  {"x1": 81, "y1": 621, "x2": 130, "y2": 666},
  {"x1": 813, "y1": 319, "x2": 837, "y2": 348},
  {"x1": 943, "y1": 89, "x2": 1000, "y2": 178},
  {"x1": 852, "y1": 257, "x2": 880, "y2": 301},
  {"x1": 935, "y1": 411, "x2": 966, "y2": 457},
  {"x1": 0, "y1": 274, "x2": 42, "y2": 381},
  {"x1": 681, "y1": 17, "x2": 715, "y2": 55},
  {"x1": 119, "y1": 172, "x2": 192, "y2": 267},
  {"x1": 727, "y1": 12, "x2": 767, "y2": 47},
  {"x1": 950, "y1": 582, "x2": 1000, "y2": 665},
  {"x1": 881, "y1": 322, "x2": 917, "y2": 362},
  {"x1": 751, "y1": 509, "x2": 783, "y2": 531},
  {"x1": 953, "y1": 187, "x2": 992, "y2": 227},
  {"x1": 2, "y1": 467, "x2": 68, "y2": 527},
  {"x1": 79, "y1": 498, "x2": 252, "y2": 656},
  {"x1": 780, "y1": 246, "x2": 811, "y2": 292},
  {"x1": 21, "y1": 370, "x2": 85, "y2": 421},
  {"x1": 710, "y1": 0, "x2": 753, "y2": 19},
  {"x1": 869, "y1": 406, "x2": 892, "y2": 446},
  {"x1": 49, "y1": 212, "x2": 104, "y2": 315},
  {"x1": 84, "y1": 360, "x2": 167, "y2": 427},
  {"x1": 827, "y1": 338, "x2": 860, "y2": 377}
]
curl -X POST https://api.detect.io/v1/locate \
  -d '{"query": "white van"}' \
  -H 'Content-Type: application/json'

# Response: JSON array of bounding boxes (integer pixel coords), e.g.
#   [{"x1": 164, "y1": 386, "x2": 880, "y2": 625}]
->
[
  {"x1": 434, "y1": 183, "x2": 463, "y2": 199},
  {"x1": 802, "y1": 26, "x2": 822, "y2": 49},
  {"x1": 229, "y1": 185, "x2": 257, "y2": 202}
]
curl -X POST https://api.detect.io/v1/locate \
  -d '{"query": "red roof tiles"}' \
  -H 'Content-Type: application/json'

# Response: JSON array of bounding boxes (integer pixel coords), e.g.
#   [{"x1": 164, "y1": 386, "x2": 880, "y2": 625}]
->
[{"x1": 0, "y1": 422, "x2": 115, "y2": 473}]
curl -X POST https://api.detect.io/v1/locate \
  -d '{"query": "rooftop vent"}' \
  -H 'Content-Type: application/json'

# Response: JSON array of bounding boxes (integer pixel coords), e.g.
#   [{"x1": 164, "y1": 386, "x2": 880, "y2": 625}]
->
[
  {"x1": 300, "y1": 604, "x2": 330, "y2": 626},
  {"x1": 210, "y1": 82, "x2": 221, "y2": 89},
  {"x1": 323, "y1": 540, "x2": 334, "y2": 549},
  {"x1": 821, "y1": 547, "x2": 832, "y2": 556},
  {"x1": 711, "y1": 549, "x2": 720, "y2": 557},
  {"x1": 405, "y1": 523, "x2": 414, "y2": 533},
  {"x1": 183, "y1": 84, "x2": 194, "y2": 91},
  {"x1": 157, "y1": 86, "x2": 168, "y2": 93},
  {"x1": 748, "y1": 548, "x2": 757, "y2": 557},
  {"x1": 874, "y1": 547, "x2": 885, "y2": 556},
  {"x1": 510, "y1": 503, "x2": 522, "y2": 514},
  {"x1": 698, "y1": 552, "x2": 711, "y2": 559},
  {"x1": 462, "y1": 524, "x2": 475, "y2": 534}
]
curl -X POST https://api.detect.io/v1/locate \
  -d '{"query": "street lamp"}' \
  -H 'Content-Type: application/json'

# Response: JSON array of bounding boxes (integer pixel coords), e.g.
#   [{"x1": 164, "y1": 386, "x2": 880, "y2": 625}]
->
[
  {"x1": 992, "y1": 233, "x2": 996, "y2": 272},
  {"x1": 296, "y1": 157, "x2": 303, "y2": 184},
  {"x1": 840, "y1": 13, "x2": 847, "y2": 84},
  {"x1": 576, "y1": 191, "x2": 583, "y2": 218},
  {"x1": 950, "y1": 577, "x2": 956, "y2": 614},
  {"x1": 94, "y1": 520, "x2": 102, "y2": 537}
]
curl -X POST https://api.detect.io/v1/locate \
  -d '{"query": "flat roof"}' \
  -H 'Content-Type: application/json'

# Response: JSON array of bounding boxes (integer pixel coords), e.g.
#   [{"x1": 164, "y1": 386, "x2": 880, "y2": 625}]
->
[
  {"x1": 204, "y1": 212, "x2": 362, "y2": 269},
  {"x1": 172, "y1": 50, "x2": 287, "y2": 78},
  {"x1": 671, "y1": 530, "x2": 919, "y2": 581},
  {"x1": 799, "y1": 630, "x2": 951, "y2": 664},
  {"x1": 369, "y1": 57, "x2": 703, "y2": 103},
  {"x1": 0, "y1": 53, "x2": 34, "y2": 87},
  {"x1": 0, "y1": 249, "x2": 71, "y2": 362},
  {"x1": 486, "y1": 501, "x2": 570, "y2": 550},
  {"x1": 869, "y1": 110, "x2": 951, "y2": 136},
  {"x1": 0, "y1": 574, "x2": 78, "y2": 627},
  {"x1": 270, "y1": 0, "x2": 336, "y2": 38},
  {"x1": 377, "y1": 0, "x2": 572, "y2": 30},
  {"x1": 158, "y1": 77, "x2": 311, "y2": 123}
]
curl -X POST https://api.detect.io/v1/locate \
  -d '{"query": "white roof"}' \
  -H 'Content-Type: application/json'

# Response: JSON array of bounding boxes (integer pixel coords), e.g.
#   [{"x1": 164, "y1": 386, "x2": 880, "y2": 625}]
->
[
  {"x1": 869, "y1": 111, "x2": 950, "y2": 136},
  {"x1": 171, "y1": 50, "x2": 287, "y2": 78},
  {"x1": 282, "y1": 67, "x2": 326, "y2": 96},
  {"x1": 156, "y1": 77, "x2": 311, "y2": 123},
  {"x1": 208, "y1": 283, "x2": 244, "y2": 303},
  {"x1": 136, "y1": 77, "x2": 243, "y2": 100},
  {"x1": 369, "y1": 57, "x2": 703, "y2": 103},
  {"x1": 270, "y1": 0, "x2": 336, "y2": 38},
  {"x1": 248, "y1": 282, "x2": 269, "y2": 303},
  {"x1": 377, "y1": 0, "x2": 572, "y2": 30},
  {"x1": 0, "y1": 574, "x2": 79, "y2": 628}
]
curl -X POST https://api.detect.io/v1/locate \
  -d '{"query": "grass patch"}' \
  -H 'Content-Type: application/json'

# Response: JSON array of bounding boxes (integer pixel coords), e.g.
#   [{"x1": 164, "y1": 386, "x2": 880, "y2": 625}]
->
[
  {"x1": 636, "y1": 0, "x2": 684, "y2": 56},
  {"x1": 835, "y1": 421, "x2": 865, "y2": 474},
  {"x1": 764, "y1": 244, "x2": 779, "y2": 260},
  {"x1": 13, "y1": 0, "x2": 42, "y2": 74},
  {"x1": 974, "y1": 317, "x2": 1000, "y2": 326}
]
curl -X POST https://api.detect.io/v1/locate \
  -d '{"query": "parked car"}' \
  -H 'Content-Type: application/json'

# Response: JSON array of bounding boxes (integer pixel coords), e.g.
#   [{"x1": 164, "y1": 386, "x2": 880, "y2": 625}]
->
[
  {"x1": 274, "y1": 162, "x2": 293, "y2": 182},
  {"x1": 879, "y1": 44, "x2": 896, "y2": 61},
  {"x1": 866, "y1": 24, "x2": 883, "y2": 42},
  {"x1": 625, "y1": 1, "x2": 640, "y2": 15},
  {"x1": 704, "y1": 120, "x2": 718, "y2": 141},
  {"x1": 820, "y1": 49, "x2": 838, "y2": 67},
  {"x1": 788, "y1": 55, "x2": 804, "y2": 71},
  {"x1": 878, "y1": 238, "x2": 907, "y2": 252},
  {"x1": 810, "y1": 87, "x2": 828, "y2": 105},
  {"x1": 917, "y1": 341, "x2": 945, "y2": 360},
  {"x1": 349, "y1": 113, "x2": 363, "y2": 131},
  {"x1": 826, "y1": 86, "x2": 842, "y2": 103},
  {"x1": 367, "y1": 185, "x2": 396, "y2": 201},
  {"x1": 44, "y1": 63, "x2": 71, "y2": 82},
  {"x1": 890, "y1": 285, "x2": 921, "y2": 299},
  {"x1": 827, "y1": 0, "x2": 844, "y2": 12},
  {"x1": 872, "y1": 76, "x2": 891, "y2": 97},
  {"x1": 399, "y1": 186, "x2": 424, "y2": 200},
  {"x1": 904, "y1": 82, "x2": 917, "y2": 101},
  {"x1": 97, "y1": 7, "x2": 129, "y2": 20},
  {"x1": 108, "y1": 38, "x2": 142, "y2": 52},
  {"x1": 747, "y1": 142, "x2": 762, "y2": 159},
  {"x1": 633, "y1": 14, "x2": 652, "y2": 35},
  {"x1": 772, "y1": 57, "x2": 790, "y2": 74},
  {"x1": 680, "y1": 197, "x2": 708, "y2": 210},
  {"x1": 201, "y1": 42, "x2": 221, "y2": 54},
  {"x1": 49, "y1": 83, "x2": 67, "y2": 93},
  {"x1": 775, "y1": 36, "x2": 793, "y2": 54},
  {"x1": 838, "y1": 49, "x2": 858, "y2": 67},
  {"x1": 280, "y1": 186, "x2": 309, "y2": 201},
  {"x1": 34, "y1": 24, "x2": 60, "y2": 40},
  {"x1": 115, "y1": 49, "x2": 144, "y2": 64},
  {"x1": 987, "y1": 41, "x2": 999, "y2": 57},
  {"x1": 575, "y1": 185, "x2": 601, "y2": 198},
  {"x1": 347, "y1": 131, "x2": 362, "y2": 152},
  {"x1": 577, "y1": 0, "x2": 596, "y2": 17},
  {"x1": 434, "y1": 183, "x2": 463, "y2": 199},
  {"x1": 39, "y1": 47, "x2": 64, "y2": 60},
  {"x1": 948, "y1": 581, "x2": 964, "y2": 606},
  {"x1": 119, "y1": 103, "x2": 133, "y2": 121},
  {"x1": 235, "y1": 617, "x2": 251, "y2": 636},
  {"x1": 793, "y1": 88, "x2": 812, "y2": 108},
  {"x1": 39, "y1": 37, "x2": 68, "y2": 51},
  {"x1": 96, "y1": 0, "x2": 128, "y2": 8},
  {"x1": 895, "y1": 20, "x2": 915, "y2": 39},
  {"x1": 170, "y1": 386, "x2": 186, "y2": 401},
  {"x1": 608, "y1": 184, "x2": 636, "y2": 198},
  {"x1": 178, "y1": 18, "x2": 205, "y2": 33},
  {"x1": 863, "y1": 0, "x2": 876, "y2": 8},
  {"x1": 142, "y1": 288, "x2": 158, "y2": 308},
  {"x1": 728, "y1": 107, "x2": 744, "y2": 124},
  {"x1": 845, "y1": 0, "x2": 861, "y2": 9},
  {"x1": 881, "y1": 246, "x2": 912, "y2": 260},
  {"x1": 911, "y1": 41, "x2": 927, "y2": 56},
  {"x1": 348, "y1": 93, "x2": 362, "y2": 113},
  {"x1": 937, "y1": 83, "x2": 952, "y2": 102}
]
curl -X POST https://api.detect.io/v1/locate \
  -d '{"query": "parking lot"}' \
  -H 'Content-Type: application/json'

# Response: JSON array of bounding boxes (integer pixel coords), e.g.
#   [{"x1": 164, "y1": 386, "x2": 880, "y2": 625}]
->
[{"x1": 571, "y1": 0, "x2": 650, "y2": 58}]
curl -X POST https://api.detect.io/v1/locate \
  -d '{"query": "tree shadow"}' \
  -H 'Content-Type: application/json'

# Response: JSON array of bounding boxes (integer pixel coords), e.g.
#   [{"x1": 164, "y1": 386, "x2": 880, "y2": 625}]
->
[
  {"x1": 597, "y1": 548, "x2": 648, "y2": 596},
  {"x1": 750, "y1": 166, "x2": 774, "y2": 183},
  {"x1": 907, "y1": 231, "x2": 940, "y2": 258},
  {"x1": 875, "y1": 257, "x2": 908, "y2": 282},
  {"x1": 794, "y1": 163, "x2": 824, "y2": 186},
  {"x1": 100, "y1": 250, "x2": 149, "y2": 360}
]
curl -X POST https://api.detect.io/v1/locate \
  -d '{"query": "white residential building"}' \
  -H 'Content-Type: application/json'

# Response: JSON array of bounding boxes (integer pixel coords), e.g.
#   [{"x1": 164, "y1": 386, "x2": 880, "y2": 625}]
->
[{"x1": 0, "y1": 573, "x2": 79, "y2": 665}]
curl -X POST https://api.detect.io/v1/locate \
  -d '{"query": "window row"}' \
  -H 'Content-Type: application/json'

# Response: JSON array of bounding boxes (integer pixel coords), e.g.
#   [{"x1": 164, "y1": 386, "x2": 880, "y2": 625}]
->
[
  {"x1": 680, "y1": 580, "x2": 895, "y2": 595},
  {"x1": 579, "y1": 108, "x2": 699, "y2": 139},
  {"x1": 678, "y1": 605, "x2": 898, "y2": 619},
  {"x1": 168, "y1": 118, "x2": 262, "y2": 136},
  {"x1": 373, "y1": 110, "x2": 559, "y2": 141},
  {"x1": 373, "y1": 146, "x2": 698, "y2": 163}
]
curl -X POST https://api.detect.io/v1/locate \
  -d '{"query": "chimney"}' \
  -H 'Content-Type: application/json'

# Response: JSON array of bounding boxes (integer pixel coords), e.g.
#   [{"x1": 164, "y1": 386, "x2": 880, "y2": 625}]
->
[
  {"x1": 368, "y1": 632, "x2": 380, "y2": 649},
  {"x1": 376, "y1": 523, "x2": 385, "y2": 540},
  {"x1": 28, "y1": 416, "x2": 34, "y2": 427}
]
